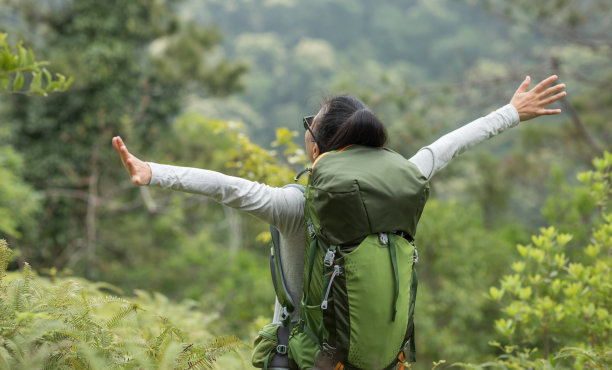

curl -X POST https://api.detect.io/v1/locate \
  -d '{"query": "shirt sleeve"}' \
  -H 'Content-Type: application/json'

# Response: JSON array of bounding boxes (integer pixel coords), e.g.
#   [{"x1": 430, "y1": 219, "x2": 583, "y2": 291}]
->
[
  {"x1": 408, "y1": 104, "x2": 520, "y2": 179},
  {"x1": 147, "y1": 162, "x2": 305, "y2": 235}
]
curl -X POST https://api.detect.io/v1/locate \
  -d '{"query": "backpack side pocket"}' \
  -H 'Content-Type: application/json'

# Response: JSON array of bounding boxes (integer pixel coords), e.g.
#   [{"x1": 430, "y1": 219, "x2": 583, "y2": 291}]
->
[{"x1": 251, "y1": 323, "x2": 281, "y2": 368}]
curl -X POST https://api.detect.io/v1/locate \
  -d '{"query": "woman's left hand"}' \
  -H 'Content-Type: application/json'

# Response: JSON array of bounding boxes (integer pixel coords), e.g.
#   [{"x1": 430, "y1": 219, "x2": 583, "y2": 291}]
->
[{"x1": 510, "y1": 75, "x2": 567, "y2": 122}]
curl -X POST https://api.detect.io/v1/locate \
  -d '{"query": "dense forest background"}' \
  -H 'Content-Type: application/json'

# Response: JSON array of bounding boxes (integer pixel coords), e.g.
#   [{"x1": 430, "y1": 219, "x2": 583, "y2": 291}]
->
[{"x1": 0, "y1": 0, "x2": 610, "y2": 368}]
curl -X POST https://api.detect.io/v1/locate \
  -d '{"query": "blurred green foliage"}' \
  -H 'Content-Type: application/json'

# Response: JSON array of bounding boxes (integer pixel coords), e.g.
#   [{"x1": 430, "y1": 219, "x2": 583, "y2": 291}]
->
[
  {"x1": 0, "y1": 31, "x2": 70, "y2": 239},
  {"x1": 0, "y1": 0, "x2": 609, "y2": 368}
]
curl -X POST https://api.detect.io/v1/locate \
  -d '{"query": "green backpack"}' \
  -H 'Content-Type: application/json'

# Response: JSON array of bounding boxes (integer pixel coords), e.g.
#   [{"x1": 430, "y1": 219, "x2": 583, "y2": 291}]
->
[{"x1": 252, "y1": 145, "x2": 429, "y2": 369}]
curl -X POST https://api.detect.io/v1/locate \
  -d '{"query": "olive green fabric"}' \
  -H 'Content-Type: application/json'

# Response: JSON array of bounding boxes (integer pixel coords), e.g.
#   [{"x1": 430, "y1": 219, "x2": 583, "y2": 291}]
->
[
  {"x1": 251, "y1": 323, "x2": 281, "y2": 368},
  {"x1": 292, "y1": 145, "x2": 429, "y2": 368},
  {"x1": 310, "y1": 145, "x2": 429, "y2": 245},
  {"x1": 288, "y1": 328, "x2": 318, "y2": 369},
  {"x1": 342, "y1": 234, "x2": 414, "y2": 368}
]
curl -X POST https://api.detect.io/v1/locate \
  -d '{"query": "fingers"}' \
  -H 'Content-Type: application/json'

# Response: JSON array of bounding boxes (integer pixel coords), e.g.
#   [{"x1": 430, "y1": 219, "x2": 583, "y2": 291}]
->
[
  {"x1": 113, "y1": 135, "x2": 134, "y2": 173},
  {"x1": 112, "y1": 136, "x2": 150, "y2": 185},
  {"x1": 112, "y1": 136, "x2": 128, "y2": 158},
  {"x1": 537, "y1": 108, "x2": 562, "y2": 116},
  {"x1": 515, "y1": 75, "x2": 531, "y2": 94},
  {"x1": 542, "y1": 83, "x2": 566, "y2": 98},
  {"x1": 533, "y1": 75, "x2": 558, "y2": 93},
  {"x1": 113, "y1": 136, "x2": 132, "y2": 164},
  {"x1": 542, "y1": 90, "x2": 567, "y2": 106},
  {"x1": 112, "y1": 136, "x2": 120, "y2": 153}
]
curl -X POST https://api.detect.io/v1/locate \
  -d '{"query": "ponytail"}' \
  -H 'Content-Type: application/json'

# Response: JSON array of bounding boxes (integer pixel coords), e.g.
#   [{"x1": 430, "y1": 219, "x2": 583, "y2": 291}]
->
[
  {"x1": 316, "y1": 95, "x2": 387, "y2": 153},
  {"x1": 326, "y1": 108, "x2": 387, "y2": 151}
]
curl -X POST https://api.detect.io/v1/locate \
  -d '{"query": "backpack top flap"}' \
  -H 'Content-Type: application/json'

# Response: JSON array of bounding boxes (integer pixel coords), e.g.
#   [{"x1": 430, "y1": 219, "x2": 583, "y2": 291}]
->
[{"x1": 309, "y1": 145, "x2": 429, "y2": 245}]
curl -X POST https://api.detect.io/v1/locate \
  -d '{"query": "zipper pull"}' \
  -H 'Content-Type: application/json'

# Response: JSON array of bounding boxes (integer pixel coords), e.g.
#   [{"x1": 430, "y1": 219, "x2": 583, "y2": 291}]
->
[
  {"x1": 321, "y1": 265, "x2": 342, "y2": 310},
  {"x1": 294, "y1": 167, "x2": 312, "y2": 181}
]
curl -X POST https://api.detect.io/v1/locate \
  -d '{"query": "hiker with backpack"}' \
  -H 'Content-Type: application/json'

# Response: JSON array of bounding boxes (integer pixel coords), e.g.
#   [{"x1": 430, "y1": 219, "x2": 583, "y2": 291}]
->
[{"x1": 113, "y1": 75, "x2": 566, "y2": 369}]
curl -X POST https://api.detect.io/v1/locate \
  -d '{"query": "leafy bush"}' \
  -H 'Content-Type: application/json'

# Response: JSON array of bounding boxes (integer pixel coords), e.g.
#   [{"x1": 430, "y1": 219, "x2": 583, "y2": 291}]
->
[
  {"x1": 0, "y1": 239, "x2": 248, "y2": 369},
  {"x1": 458, "y1": 151, "x2": 612, "y2": 369}
]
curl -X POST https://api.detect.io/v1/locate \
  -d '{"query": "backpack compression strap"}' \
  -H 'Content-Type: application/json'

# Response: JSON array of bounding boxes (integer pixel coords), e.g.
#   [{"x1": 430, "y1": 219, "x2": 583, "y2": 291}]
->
[{"x1": 389, "y1": 234, "x2": 400, "y2": 322}]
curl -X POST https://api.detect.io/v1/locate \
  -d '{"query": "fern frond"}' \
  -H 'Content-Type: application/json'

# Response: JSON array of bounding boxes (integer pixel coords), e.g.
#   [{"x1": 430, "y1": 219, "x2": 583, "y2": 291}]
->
[
  {"x1": 3, "y1": 338, "x2": 24, "y2": 365},
  {"x1": 90, "y1": 281, "x2": 124, "y2": 296},
  {"x1": 206, "y1": 335, "x2": 244, "y2": 363},
  {"x1": 23, "y1": 262, "x2": 32, "y2": 293},
  {"x1": 150, "y1": 327, "x2": 172, "y2": 356},
  {"x1": 66, "y1": 310, "x2": 102, "y2": 334},
  {"x1": 0, "y1": 344, "x2": 15, "y2": 369},
  {"x1": 186, "y1": 355, "x2": 215, "y2": 370},
  {"x1": 47, "y1": 281, "x2": 81, "y2": 309},
  {"x1": 171, "y1": 326, "x2": 186, "y2": 342},
  {"x1": 105, "y1": 303, "x2": 142, "y2": 329},
  {"x1": 179, "y1": 336, "x2": 244, "y2": 370},
  {"x1": 11, "y1": 278, "x2": 25, "y2": 312},
  {"x1": 0, "y1": 239, "x2": 10, "y2": 286},
  {"x1": 43, "y1": 329, "x2": 83, "y2": 343},
  {"x1": 42, "y1": 351, "x2": 66, "y2": 370},
  {"x1": 87, "y1": 295, "x2": 130, "y2": 307}
]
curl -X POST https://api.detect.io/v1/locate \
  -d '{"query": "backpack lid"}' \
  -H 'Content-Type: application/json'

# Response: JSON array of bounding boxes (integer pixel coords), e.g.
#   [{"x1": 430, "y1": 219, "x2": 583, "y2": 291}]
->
[{"x1": 308, "y1": 145, "x2": 429, "y2": 245}]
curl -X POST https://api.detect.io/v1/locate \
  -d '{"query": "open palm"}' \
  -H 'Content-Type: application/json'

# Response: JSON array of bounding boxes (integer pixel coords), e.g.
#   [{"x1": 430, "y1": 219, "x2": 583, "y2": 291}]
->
[{"x1": 112, "y1": 136, "x2": 151, "y2": 185}]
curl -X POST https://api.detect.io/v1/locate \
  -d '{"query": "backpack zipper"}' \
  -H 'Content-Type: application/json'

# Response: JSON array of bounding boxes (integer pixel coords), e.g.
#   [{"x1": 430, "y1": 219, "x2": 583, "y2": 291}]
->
[{"x1": 321, "y1": 265, "x2": 342, "y2": 310}]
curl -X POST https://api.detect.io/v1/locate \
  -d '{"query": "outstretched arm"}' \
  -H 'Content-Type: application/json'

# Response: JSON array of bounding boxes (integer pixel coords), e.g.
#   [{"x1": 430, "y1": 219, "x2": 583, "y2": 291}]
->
[
  {"x1": 409, "y1": 75, "x2": 566, "y2": 179},
  {"x1": 111, "y1": 136, "x2": 304, "y2": 232}
]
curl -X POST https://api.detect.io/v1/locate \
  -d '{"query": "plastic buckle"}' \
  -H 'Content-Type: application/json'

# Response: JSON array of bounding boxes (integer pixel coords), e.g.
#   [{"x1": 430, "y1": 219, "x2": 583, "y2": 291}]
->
[
  {"x1": 324, "y1": 249, "x2": 335, "y2": 267},
  {"x1": 379, "y1": 232, "x2": 389, "y2": 245},
  {"x1": 276, "y1": 344, "x2": 288, "y2": 355},
  {"x1": 308, "y1": 222, "x2": 316, "y2": 238}
]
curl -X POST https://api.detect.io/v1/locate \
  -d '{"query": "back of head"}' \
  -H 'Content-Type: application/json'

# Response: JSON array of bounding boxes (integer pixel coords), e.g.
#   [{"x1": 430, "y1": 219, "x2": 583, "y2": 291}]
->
[{"x1": 317, "y1": 95, "x2": 387, "y2": 153}]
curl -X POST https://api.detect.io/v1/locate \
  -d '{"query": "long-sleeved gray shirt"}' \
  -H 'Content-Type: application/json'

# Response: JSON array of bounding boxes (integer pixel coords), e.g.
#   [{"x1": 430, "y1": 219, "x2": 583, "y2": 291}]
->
[{"x1": 148, "y1": 104, "x2": 519, "y2": 322}]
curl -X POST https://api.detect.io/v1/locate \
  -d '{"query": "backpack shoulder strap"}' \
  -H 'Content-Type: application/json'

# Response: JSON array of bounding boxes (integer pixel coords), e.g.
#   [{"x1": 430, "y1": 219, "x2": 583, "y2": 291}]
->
[
  {"x1": 269, "y1": 184, "x2": 305, "y2": 320},
  {"x1": 266, "y1": 184, "x2": 304, "y2": 370}
]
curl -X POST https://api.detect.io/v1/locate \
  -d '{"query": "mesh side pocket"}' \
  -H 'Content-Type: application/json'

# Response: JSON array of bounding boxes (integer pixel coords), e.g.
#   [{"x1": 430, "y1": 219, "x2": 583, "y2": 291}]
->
[{"x1": 251, "y1": 323, "x2": 280, "y2": 368}]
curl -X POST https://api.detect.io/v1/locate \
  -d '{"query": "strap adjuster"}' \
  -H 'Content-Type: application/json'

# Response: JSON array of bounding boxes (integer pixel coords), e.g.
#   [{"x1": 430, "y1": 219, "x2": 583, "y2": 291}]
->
[
  {"x1": 276, "y1": 344, "x2": 287, "y2": 354},
  {"x1": 280, "y1": 306, "x2": 290, "y2": 321},
  {"x1": 324, "y1": 248, "x2": 336, "y2": 267}
]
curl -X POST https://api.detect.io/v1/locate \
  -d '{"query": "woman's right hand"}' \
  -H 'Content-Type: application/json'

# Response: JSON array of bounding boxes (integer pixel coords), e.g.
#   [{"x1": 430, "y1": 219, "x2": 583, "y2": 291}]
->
[{"x1": 112, "y1": 136, "x2": 152, "y2": 185}]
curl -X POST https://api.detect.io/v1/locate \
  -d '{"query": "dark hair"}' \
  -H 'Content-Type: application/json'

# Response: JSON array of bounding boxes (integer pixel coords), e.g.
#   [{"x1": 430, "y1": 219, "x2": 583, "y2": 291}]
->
[{"x1": 316, "y1": 95, "x2": 387, "y2": 153}]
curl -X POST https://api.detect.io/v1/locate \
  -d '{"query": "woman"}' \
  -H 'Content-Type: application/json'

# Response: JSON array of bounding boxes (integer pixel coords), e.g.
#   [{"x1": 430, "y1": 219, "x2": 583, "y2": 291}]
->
[{"x1": 112, "y1": 74, "x2": 565, "y2": 343}]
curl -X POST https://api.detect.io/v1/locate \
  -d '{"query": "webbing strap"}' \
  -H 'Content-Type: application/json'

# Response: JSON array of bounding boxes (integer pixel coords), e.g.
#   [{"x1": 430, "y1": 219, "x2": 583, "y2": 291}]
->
[
  {"x1": 299, "y1": 237, "x2": 318, "y2": 334},
  {"x1": 304, "y1": 238, "x2": 318, "y2": 307},
  {"x1": 269, "y1": 251, "x2": 278, "y2": 299},
  {"x1": 389, "y1": 234, "x2": 400, "y2": 322},
  {"x1": 409, "y1": 265, "x2": 418, "y2": 362},
  {"x1": 268, "y1": 322, "x2": 292, "y2": 369}
]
